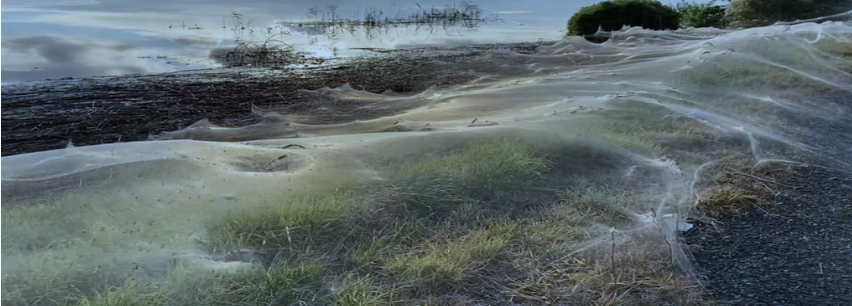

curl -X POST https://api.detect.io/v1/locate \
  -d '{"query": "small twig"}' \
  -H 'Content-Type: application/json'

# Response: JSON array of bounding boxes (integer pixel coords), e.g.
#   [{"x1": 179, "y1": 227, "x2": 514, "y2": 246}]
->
[
  {"x1": 651, "y1": 210, "x2": 674, "y2": 267},
  {"x1": 95, "y1": 119, "x2": 108, "y2": 130},
  {"x1": 751, "y1": 202, "x2": 771, "y2": 216},
  {"x1": 725, "y1": 169, "x2": 800, "y2": 188},
  {"x1": 611, "y1": 229, "x2": 619, "y2": 285}
]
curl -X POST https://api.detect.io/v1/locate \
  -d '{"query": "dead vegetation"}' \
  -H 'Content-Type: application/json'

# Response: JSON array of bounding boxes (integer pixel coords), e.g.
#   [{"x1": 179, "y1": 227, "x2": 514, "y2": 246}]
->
[
  {"x1": 207, "y1": 2, "x2": 500, "y2": 69},
  {"x1": 1, "y1": 39, "x2": 550, "y2": 156}
]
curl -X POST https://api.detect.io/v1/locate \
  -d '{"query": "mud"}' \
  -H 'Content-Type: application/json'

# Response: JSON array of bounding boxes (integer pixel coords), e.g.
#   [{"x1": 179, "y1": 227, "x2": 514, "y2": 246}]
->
[{"x1": 1, "y1": 41, "x2": 550, "y2": 156}]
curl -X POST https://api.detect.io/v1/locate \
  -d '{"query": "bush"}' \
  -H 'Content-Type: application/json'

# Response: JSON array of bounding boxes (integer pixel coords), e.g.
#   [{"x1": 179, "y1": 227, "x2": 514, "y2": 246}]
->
[
  {"x1": 567, "y1": 0, "x2": 681, "y2": 36},
  {"x1": 676, "y1": 0, "x2": 727, "y2": 28},
  {"x1": 725, "y1": 0, "x2": 852, "y2": 28}
]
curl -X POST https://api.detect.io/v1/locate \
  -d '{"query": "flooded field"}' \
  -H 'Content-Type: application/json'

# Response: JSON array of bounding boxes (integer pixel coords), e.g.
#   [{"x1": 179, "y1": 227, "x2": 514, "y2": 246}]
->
[
  {"x1": 1, "y1": 40, "x2": 546, "y2": 156},
  {"x1": 2, "y1": 2, "x2": 852, "y2": 305}
]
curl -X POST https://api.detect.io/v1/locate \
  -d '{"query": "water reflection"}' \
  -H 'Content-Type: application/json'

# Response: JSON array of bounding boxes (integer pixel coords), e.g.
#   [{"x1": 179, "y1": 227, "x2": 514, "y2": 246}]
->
[
  {"x1": 206, "y1": 2, "x2": 502, "y2": 68},
  {"x1": 3, "y1": 1, "x2": 554, "y2": 83}
]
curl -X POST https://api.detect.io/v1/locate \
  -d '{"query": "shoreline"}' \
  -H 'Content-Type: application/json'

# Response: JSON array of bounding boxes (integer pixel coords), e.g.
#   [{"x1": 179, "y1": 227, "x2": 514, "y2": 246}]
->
[
  {"x1": 3, "y1": 35, "x2": 851, "y2": 305},
  {"x1": 1, "y1": 40, "x2": 552, "y2": 157}
]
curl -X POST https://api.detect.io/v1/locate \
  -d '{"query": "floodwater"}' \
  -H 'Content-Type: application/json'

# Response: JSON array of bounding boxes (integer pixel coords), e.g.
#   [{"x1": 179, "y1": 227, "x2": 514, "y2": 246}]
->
[
  {"x1": 2, "y1": 0, "x2": 688, "y2": 83},
  {"x1": 2, "y1": 0, "x2": 852, "y2": 304}
]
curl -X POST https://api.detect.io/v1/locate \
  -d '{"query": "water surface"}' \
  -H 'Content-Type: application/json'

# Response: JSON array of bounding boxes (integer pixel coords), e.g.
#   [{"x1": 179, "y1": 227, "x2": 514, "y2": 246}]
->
[{"x1": 2, "y1": 0, "x2": 690, "y2": 83}]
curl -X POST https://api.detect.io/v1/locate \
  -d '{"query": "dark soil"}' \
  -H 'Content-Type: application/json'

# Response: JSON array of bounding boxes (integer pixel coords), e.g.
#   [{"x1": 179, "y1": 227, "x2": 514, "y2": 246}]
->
[
  {"x1": 687, "y1": 167, "x2": 852, "y2": 305},
  {"x1": 686, "y1": 115, "x2": 852, "y2": 305},
  {"x1": 1, "y1": 41, "x2": 549, "y2": 156}
]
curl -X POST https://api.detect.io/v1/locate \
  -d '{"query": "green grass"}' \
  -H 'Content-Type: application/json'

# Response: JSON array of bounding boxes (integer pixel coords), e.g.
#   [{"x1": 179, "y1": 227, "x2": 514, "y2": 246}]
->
[
  {"x1": 386, "y1": 138, "x2": 549, "y2": 220},
  {"x1": 1, "y1": 200, "x2": 89, "y2": 252},
  {"x1": 332, "y1": 274, "x2": 398, "y2": 306},
  {"x1": 665, "y1": 40, "x2": 851, "y2": 216},
  {"x1": 4, "y1": 136, "x2": 723, "y2": 306},
  {"x1": 674, "y1": 39, "x2": 852, "y2": 102},
  {"x1": 74, "y1": 279, "x2": 166, "y2": 306},
  {"x1": 1, "y1": 192, "x2": 186, "y2": 305},
  {"x1": 71, "y1": 262, "x2": 327, "y2": 306},
  {"x1": 384, "y1": 228, "x2": 510, "y2": 290},
  {"x1": 558, "y1": 188, "x2": 639, "y2": 228},
  {"x1": 203, "y1": 193, "x2": 363, "y2": 252},
  {"x1": 2, "y1": 116, "x2": 772, "y2": 306}
]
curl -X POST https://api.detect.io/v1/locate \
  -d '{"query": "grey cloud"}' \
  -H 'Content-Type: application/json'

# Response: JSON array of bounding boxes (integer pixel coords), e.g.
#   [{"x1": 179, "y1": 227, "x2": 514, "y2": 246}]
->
[
  {"x1": 171, "y1": 36, "x2": 218, "y2": 47},
  {"x1": 4, "y1": 36, "x2": 89, "y2": 64},
  {"x1": 4, "y1": 35, "x2": 138, "y2": 64},
  {"x1": 1, "y1": 36, "x2": 159, "y2": 83}
]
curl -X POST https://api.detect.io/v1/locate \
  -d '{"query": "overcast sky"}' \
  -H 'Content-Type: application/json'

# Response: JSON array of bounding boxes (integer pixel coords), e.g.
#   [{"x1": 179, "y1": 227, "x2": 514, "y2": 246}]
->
[{"x1": 2, "y1": 0, "x2": 697, "y2": 83}]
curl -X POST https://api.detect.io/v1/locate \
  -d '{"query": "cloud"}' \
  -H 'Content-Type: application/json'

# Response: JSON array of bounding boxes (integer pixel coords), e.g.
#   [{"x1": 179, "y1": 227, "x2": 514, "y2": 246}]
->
[
  {"x1": 1, "y1": 35, "x2": 173, "y2": 83},
  {"x1": 2, "y1": 0, "x2": 100, "y2": 9},
  {"x1": 15, "y1": 8, "x2": 272, "y2": 49},
  {"x1": 171, "y1": 36, "x2": 220, "y2": 47},
  {"x1": 3, "y1": 36, "x2": 135, "y2": 64}
]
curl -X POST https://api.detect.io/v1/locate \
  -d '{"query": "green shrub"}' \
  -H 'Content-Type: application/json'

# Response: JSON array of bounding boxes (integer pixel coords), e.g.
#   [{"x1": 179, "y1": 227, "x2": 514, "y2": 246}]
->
[
  {"x1": 567, "y1": 0, "x2": 681, "y2": 36},
  {"x1": 725, "y1": 0, "x2": 852, "y2": 28},
  {"x1": 676, "y1": 0, "x2": 727, "y2": 28}
]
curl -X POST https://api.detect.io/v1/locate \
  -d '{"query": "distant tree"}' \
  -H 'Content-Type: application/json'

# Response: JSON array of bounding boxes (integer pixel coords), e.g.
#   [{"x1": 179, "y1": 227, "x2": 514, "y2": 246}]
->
[
  {"x1": 725, "y1": 0, "x2": 852, "y2": 28},
  {"x1": 566, "y1": 0, "x2": 681, "y2": 36},
  {"x1": 676, "y1": 0, "x2": 727, "y2": 28}
]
